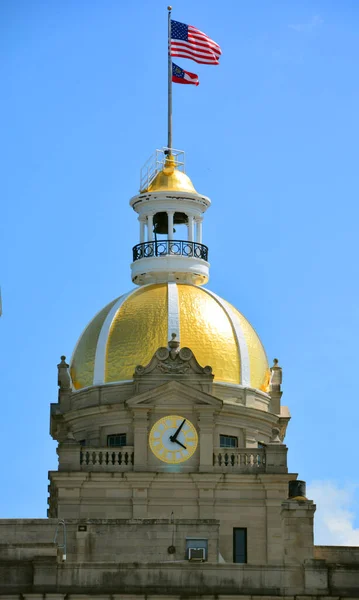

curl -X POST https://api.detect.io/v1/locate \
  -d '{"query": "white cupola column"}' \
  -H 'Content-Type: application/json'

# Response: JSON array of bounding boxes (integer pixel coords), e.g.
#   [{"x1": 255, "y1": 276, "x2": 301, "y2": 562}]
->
[
  {"x1": 188, "y1": 215, "x2": 195, "y2": 242},
  {"x1": 167, "y1": 211, "x2": 174, "y2": 241},
  {"x1": 147, "y1": 214, "x2": 154, "y2": 242},
  {"x1": 196, "y1": 217, "x2": 203, "y2": 243},
  {"x1": 139, "y1": 217, "x2": 146, "y2": 243}
]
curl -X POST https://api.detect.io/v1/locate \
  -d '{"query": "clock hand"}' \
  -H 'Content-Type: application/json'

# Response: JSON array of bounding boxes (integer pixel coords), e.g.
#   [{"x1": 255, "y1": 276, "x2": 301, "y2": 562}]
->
[
  {"x1": 173, "y1": 439, "x2": 187, "y2": 450},
  {"x1": 169, "y1": 418, "x2": 186, "y2": 442}
]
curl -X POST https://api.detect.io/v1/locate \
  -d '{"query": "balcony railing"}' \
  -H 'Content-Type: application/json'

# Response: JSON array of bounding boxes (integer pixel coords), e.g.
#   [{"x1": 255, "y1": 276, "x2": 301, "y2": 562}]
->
[
  {"x1": 80, "y1": 446, "x2": 134, "y2": 471},
  {"x1": 213, "y1": 448, "x2": 266, "y2": 472},
  {"x1": 132, "y1": 240, "x2": 209, "y2": 262},
  {"x1": 62, "y1": 446, "x2": 281, "y2": 474}
]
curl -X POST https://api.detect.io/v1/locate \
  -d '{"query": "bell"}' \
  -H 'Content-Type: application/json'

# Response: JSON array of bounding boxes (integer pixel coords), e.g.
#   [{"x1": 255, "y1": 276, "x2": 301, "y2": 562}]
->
[
  {"x1": 174, "y1": 212, "x2": 188, "y2": 225},
  {"x1": 153, "y1": 212, "x2": 188, "y2": 233},
  {"x1": 153, "y1": 212, "x2": 188, "y2": 235},
  {"x1": 153, "y1": 212, "x2": 168, "y2": 234}
]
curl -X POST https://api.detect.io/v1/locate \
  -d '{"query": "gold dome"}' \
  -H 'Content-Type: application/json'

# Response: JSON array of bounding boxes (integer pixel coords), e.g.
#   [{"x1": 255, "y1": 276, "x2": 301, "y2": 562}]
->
[
  {"x1": 142, "y1": 155, "x2": 197, "y2": 193},
  {"x1": 70, "y1": 283, "x2": 270, "y2": 392}
]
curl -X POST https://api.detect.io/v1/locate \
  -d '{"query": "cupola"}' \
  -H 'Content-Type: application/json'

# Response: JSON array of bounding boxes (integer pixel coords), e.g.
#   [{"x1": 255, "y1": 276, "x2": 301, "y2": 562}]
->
[{"x1": 130, "y1": 149, "x2": 210, "y2": 286}]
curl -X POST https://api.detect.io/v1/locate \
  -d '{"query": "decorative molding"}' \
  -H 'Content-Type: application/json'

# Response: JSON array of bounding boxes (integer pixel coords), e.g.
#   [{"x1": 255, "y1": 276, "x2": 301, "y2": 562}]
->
[
  {"x1": 134, "y1": 334, "x2": 213, "y2": 378},
  {"x1": 167, "y1": 282, "x2": 180, "y2": 342},
  {"x1": 126, "y1": 380, "x2": 222, "y2": 409},
  {"x1": 93, "y1": 287, "x2": 140, "y2": 385}
]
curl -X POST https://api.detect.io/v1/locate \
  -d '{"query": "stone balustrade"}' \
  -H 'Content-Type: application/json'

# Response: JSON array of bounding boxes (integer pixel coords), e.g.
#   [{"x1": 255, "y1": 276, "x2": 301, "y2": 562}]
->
[
  {"x1": 213, "y1": 447, "x2": 266, "y2": 472},
  {"x1": 56, "y1": 443, "x2": 287, "y2": 474},
  {"x1": 80, "y1": 446, "x2": 134, "y2": 471}
]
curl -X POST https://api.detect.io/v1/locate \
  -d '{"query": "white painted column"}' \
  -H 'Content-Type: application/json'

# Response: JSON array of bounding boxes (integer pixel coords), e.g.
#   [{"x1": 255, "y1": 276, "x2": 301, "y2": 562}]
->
[
  {"x1": 147, "y1": 214, "x2": 154, "y2": 242},
  {"x1": 196, "y1": 218, "x2": 203, "y2": 243},
  {"x1": 139, "y1": 217, "x2": 146, "y2": 243},
  {"x1": 188, "y1": 215, "x2": 195, "y2": 242},
  {"x1": 167, "y1": 211, "x2": 174, "y2": 241}
]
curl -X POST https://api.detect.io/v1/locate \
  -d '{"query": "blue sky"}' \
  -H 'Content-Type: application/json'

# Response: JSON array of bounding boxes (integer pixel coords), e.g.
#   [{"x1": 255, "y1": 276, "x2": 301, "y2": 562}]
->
[{"x1": 1, "y1": 0, "x2": 359, "y2": 542}]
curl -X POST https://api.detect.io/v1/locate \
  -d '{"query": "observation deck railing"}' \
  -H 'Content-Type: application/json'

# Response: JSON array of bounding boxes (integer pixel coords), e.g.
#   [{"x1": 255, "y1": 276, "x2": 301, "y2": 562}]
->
[{"x1": 132, "y1": 240, "x2": 208, "y2": 263}]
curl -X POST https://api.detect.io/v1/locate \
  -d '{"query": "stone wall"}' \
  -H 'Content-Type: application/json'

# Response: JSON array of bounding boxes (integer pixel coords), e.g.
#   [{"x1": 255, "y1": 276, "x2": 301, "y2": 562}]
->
[
  {"x1": 0, "y1": 519, "x2": 219, "y2": 563},
  {"x1": 1, "y1": 520, "x2": 359, "y2": 596},
  {"x1": 1, "y1": 557, "x2": 359, "y2": 596},
  {"x1": 48, "y1": 473, "x2": 293, "y2": 564},
  {"x1": 314, "y1": 544, "x2": 359, "y2": 563}
]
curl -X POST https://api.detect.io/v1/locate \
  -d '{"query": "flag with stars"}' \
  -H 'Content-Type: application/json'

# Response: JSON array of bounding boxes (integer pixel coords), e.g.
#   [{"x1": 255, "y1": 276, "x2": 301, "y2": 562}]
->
[
  {"x1": 171, "y1": 20, "x2": 221, "y2": 65},
  {"x1": 172, "y1": 63, "x2": 199, "y2": 86}
]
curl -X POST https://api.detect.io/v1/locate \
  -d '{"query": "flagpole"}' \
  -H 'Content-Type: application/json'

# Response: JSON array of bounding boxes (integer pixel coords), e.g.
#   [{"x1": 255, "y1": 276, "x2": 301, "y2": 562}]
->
[{"x1": 167, "y1": 6, "x2": 172, "y2": 153}]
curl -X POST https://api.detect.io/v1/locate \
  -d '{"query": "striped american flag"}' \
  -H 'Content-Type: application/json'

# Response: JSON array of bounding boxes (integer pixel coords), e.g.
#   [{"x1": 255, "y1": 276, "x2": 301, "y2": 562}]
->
[{"x1": 170, "y1": 20, "x2": 221, "y2": 65}]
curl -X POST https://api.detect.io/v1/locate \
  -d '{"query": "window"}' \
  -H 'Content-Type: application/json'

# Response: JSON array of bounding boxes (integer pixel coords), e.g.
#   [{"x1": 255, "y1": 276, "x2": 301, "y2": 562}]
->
[
  {"x1": 257, "y1": 442, "x2": 265, "y2": 465},
  {"x1": 233, "y1": 528, "x2": 247, "y2": 563},
  {"x1": 79, "y1": 440, "x2": 86, "y2": 446},
  {"x1": 186, "y1": 538, "x2": 208, "y2": 560},
  {"x1": 220, "y1": 434, "x2": 238, "y2": 448},
  {"x1": 107, "y1": 433, "x2": 127, "y2": 447}
]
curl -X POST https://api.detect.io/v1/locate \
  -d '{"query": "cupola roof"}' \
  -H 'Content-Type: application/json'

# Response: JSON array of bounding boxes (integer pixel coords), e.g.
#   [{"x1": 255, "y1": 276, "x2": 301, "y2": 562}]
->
[{"x1": 141, "y1": 154, "x2": 197, "y2": 194}]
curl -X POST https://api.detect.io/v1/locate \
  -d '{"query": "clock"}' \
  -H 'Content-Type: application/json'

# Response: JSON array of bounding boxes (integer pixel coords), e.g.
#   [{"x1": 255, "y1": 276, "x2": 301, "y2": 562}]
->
[{"x1": 149, "y1": 415, "x2": 198, "y2": 464}]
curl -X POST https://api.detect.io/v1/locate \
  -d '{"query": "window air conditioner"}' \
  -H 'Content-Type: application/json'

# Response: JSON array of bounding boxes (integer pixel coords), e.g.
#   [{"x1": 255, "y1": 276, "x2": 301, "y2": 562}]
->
[{"x1": 188, "y1": 547, "x2": 206, "y2": 561}]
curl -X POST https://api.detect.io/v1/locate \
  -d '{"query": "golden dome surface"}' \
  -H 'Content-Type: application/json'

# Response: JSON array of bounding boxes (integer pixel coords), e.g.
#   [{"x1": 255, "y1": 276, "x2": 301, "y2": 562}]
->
[
  {"x1": 70, "y1": 283, "x2": 270, "y2": 392},
  {"x1": 142, "y1": 155, "x2": 197, "y2": 193}
]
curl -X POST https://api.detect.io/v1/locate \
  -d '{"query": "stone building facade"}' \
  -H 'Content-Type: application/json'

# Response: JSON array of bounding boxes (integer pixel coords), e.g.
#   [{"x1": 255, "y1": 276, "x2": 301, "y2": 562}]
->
[{"x1": 1, "y1": 149, "x2": 358, "y2": 598}]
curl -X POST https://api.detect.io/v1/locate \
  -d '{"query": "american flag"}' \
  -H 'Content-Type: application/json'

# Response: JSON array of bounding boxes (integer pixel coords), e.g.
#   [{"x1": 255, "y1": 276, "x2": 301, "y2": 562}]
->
[{"x1": 170, "y1": 20, "x2": 221, "y2": 65}]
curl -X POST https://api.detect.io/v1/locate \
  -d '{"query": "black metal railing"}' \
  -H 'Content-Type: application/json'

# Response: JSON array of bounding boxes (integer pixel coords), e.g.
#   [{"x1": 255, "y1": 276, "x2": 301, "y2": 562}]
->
[{"x1": 132, "y1": 240, "x2": 209, "y2": 262}]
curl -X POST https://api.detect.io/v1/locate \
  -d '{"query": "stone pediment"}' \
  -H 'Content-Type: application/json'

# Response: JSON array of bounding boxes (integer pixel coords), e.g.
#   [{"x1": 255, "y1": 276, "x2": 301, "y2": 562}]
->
[{"x1": 126, "y1": 380, "x2": 223, "y2": 411}]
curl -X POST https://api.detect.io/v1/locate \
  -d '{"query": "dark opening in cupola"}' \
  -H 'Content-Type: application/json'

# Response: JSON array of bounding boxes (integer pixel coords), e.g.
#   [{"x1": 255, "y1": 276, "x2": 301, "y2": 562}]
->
[{"x1": 153, "y1": 212, "x2": 188, "y2": 238}]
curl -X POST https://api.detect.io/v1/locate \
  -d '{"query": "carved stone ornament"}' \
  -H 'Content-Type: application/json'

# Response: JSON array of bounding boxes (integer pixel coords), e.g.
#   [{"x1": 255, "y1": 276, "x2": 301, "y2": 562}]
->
[
  {"x1": 269, "y1": 427, "x2": 283, "y2": 445},
  {"x1": 270, "y1": 358, "x2": 282, "y2": 390},
  {"x1": 134, "y1": 333, "x2": 213, "y2": 378},
  {"x1": 58, "y1": 429, "x2": 79, "y2": 448},
  {"x1": 57, "y1": 355, "x2": 72, "y2": 391}
]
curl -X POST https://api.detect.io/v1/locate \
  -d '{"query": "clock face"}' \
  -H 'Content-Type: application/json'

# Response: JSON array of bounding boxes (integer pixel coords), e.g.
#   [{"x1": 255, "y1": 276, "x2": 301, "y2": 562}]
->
[{"x1": 149, "y1": 415, "x2": 198, "y2": 464}]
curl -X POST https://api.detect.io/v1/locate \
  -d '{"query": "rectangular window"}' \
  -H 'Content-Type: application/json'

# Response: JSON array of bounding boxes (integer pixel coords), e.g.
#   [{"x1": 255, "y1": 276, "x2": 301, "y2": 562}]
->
[
  {"x1": 257, "y1": 442, "x2": 265, "y2": 465},
  {"x1": 107, "y1": 433, "x2": 127, "y2": 447},
  {"x1": 233, "y1": 528, "x2": 247, "y2": 563},
  {"x1": 220, "y1": 434, "x2": 238, "y2": 448}
]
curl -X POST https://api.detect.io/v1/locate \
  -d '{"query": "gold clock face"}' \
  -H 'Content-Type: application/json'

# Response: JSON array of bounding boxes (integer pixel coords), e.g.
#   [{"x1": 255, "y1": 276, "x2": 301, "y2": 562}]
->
[{"x1": 149, "y1": 415, "x2": 198, "y2": 464}]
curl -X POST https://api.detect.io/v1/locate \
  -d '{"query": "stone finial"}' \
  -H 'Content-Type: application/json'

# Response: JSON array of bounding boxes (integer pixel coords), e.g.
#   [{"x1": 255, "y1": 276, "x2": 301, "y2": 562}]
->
[
  {"x1": 57, "y1": 355, "x2": 71, "y2": 391},
  {"x1": 269, "y1": 427, "x2": 283, "y2": 444},
  {"x1": 57, "y1": 429, "x2": 79, "y2": 449},
  {"x1": 63, "y1": 430, "x2": 78, "y2": 445},
  {"x1": 168, "y1": 333, "x2": 180, "y2": 360},
  {"x1": 270, "y1": 358, "x2": 282, "y2": 391}
]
